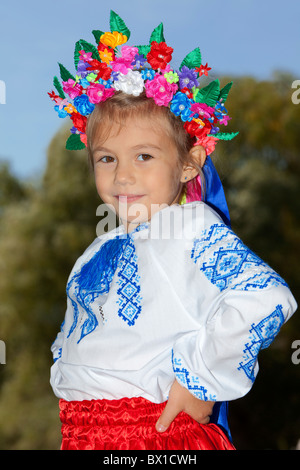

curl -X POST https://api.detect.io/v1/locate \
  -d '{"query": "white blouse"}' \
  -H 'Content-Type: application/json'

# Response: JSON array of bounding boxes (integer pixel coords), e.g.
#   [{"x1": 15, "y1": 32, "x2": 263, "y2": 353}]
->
[{"x1": 50, "y1": 202, "x2": 297, "y2": 404}]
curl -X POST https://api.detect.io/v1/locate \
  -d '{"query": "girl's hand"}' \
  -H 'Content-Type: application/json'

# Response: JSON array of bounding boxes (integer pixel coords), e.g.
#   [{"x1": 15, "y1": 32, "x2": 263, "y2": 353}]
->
[{"x1": 155, "y1": 380, "x2": 214, "y2": 433}]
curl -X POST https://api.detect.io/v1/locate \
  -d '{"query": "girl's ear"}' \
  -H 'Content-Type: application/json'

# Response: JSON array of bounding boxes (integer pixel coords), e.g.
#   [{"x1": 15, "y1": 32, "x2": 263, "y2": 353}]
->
[{"x1": 180, "y1": 145, "x2": 206, "y2": 183}]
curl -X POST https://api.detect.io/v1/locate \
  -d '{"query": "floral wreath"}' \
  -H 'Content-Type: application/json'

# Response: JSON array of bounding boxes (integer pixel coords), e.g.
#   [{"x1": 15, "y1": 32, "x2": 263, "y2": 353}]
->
[{"x1": 48, "y1": 11, "x2": 238, "y2": 155}]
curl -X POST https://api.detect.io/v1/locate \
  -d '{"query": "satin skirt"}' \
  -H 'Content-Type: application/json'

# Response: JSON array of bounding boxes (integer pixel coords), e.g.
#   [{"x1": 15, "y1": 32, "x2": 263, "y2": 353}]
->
[{"x1": 59, "y1": 397, "x2": 235, "y2": 450}]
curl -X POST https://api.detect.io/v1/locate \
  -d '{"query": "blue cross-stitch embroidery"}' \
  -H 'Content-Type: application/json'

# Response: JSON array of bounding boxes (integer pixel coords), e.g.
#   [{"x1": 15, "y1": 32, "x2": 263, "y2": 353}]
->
[
  {"x1": 66, "y1": 228, "x2": 144, "y2": 342},
  {"x1": 116, "y1": 238, "x2": 143, "y2": 326},
  {"x1": 53, "y1": 347, "x2": 62, "y2": 363},
  {"x1": 238, "y1": 304, "x2": 285, "y2": 382},
  {"x1": 172, "y1": 352, "x2": 215, "y2": 401},
  {"x1": 191, "y1": 223, "x2": 287, "y2": 291}
]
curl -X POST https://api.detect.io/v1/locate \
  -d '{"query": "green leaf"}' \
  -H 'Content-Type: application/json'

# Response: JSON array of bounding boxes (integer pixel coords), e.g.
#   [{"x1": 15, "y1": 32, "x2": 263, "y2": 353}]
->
[
  {"x1": 110, "y1": 10, "x2": 131, "y2": 40},
  {"x1": 92, "y1": 29, "x2": 104, "y2": 44},
  {"x1": 149, "y1": 23, "x2": 165, "y2": 44},
  {"x1": 180, "y1": 47, "x2": 201, "y2": 70},
  {"x1": 219, "y1": 81, "x2": 233, "y2": 103},
  {"x1": 53, "y1": 76, "x2": 65, "y2": 99},
  {"x1": 58, "y1": 63, "x2": 75, "y2": 82},
  {"x1": 66, "y1": 134, "x2": 86, "y2": 151},
  {"x1": 195, "y1": 79, "x2": 220, "y2": 106},
  {"x1": 137, "y1": 45, "x2": 151, "y2": 56},
  {"x1": 74, "y1": 39, "x2": 100, "y2": 69},
  {"x1": 208, "y1": 131, "x2": 239, "y2": 140}
]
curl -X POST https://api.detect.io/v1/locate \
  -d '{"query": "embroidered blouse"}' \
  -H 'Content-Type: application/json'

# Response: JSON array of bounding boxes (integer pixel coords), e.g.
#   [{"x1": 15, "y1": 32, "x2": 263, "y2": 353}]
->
[{"x1": 50, "y1": 202, "x2": 297, "y2": 407}]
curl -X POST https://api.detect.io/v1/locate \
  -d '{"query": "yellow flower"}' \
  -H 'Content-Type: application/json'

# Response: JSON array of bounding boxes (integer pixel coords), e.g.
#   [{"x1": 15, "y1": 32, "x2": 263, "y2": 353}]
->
[
  {"x1": 164, "y1": 71, "x2": 179, "y2": 84},
  {"x1": 99, "y1": 48, "x2": 114, "y2": 64},
  {"x1": 65, "y1": 103, "x2": 77, "y2": 115},
  {"x1": 193, "y1": 117, "x2": 205, "y2": 128},
  {"x1": 86, "y1": 72, "x2": 98, "y2": 83},
  {"x1": 100, "y1": 31, "x2": 128, "y2": 49}
]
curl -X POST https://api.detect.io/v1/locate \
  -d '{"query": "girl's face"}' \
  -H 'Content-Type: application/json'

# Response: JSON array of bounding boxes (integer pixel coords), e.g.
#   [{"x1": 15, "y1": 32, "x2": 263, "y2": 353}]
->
[{"x1": 92, "y1": 115, "x2": 184, "y2": 231}]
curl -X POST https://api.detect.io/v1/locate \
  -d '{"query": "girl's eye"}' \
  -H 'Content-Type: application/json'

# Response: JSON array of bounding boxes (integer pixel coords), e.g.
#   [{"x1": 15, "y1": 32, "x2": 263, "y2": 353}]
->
[
  {"x1": 137, "y1": 154, "x2": 153, "y2": 162},
  {"x1": 100, "y1": 156, "x2": 115, "y2": 163}
]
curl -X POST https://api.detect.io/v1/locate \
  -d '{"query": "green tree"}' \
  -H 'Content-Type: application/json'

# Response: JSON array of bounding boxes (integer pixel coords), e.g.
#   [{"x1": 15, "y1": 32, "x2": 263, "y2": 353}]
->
[
  {"x1": 214, "y1": 73, "x2": 300, "y2": 449},
  {"x1": 0, "y1": 127, "x2": 100, "y2": 449}
]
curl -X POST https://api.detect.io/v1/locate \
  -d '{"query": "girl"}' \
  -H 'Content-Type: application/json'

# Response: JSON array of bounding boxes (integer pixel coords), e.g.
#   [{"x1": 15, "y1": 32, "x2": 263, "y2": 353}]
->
[{"x1": 49, "y1": 12, "x2": 297, "y2": 450}]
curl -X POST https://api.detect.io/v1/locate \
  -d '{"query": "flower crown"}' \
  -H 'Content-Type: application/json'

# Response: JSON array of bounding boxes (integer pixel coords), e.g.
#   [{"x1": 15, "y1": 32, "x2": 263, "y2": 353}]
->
[{"x1": 48, "y1": 11, "x2": 238, "y2": 154}]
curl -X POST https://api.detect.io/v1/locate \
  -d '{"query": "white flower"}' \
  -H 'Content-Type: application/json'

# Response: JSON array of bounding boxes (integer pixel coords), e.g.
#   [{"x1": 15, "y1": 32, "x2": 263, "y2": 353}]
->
[{"x1": 112, "y1": 70, "x2": 144, "y2": 96}]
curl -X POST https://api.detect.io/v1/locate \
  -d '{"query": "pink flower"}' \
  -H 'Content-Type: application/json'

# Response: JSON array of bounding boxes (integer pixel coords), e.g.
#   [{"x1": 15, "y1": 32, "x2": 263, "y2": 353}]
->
[
  {"x1": 62, "y1": 79, "x2": 82, "y2": 99},
  {"x1": 197, "y1": 135, "x2": 218, "y2": 155},
  {"x1": 86, "y1": 83, "x2": 115, "y2": 104},
  {"x1": 111, "y1": 58, "x2": 132, "y2": 75},
  {"x1": 79, "y1": 50, "x2": 92, "y2": 62},
  {"x1": 80, "y1": 133, "x2": 87, "y2": 146},
  {"x1": 159, "y1": 64, "x2": 171, "y2": 75},
  {"x1": 120, "y1": 46, "x2": 139, "y2": 62},
  {"x1": 145, "y1": 74, "x2": 177, "y2": 106},
  {"x1": 219, "y1": 114, "x2": 231, "y2": 126},
  {"x1": 190, "y1": 102, "x2": 215, "y2": 119},
  {"x1": 110, "y1": 46, "x2": 139, "y2": 75}
]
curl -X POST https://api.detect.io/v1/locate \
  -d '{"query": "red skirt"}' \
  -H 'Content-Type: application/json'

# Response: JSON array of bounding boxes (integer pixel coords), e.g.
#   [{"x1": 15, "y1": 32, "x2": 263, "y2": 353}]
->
[{"x1": 59, "y1": 397, "x2": 235, "y2": 450}]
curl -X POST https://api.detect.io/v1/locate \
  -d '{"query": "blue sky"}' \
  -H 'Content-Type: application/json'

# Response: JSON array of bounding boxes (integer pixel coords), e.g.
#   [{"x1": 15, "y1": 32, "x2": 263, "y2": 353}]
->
[{"x1": 0, "y1": 0, "x2": 299, "y2": 179}]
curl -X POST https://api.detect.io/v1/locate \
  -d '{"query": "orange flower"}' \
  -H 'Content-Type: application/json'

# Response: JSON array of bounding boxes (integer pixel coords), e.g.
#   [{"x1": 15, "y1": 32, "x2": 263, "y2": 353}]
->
[
  {"x1": 99, "y1": 48, "x2": 114, "y2": 64},
  {"x1": 64, "y1": 103, "x2": 77, "y2": 115},
  {"x1": 100, "y1": 31, "x2": 128, "y2": 49}
]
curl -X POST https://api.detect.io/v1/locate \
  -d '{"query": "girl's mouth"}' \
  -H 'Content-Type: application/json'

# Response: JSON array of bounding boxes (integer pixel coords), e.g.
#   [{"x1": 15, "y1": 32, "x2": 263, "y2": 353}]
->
[{"x1": 116, "y1": 194, "x2": 145, "y2": 203}]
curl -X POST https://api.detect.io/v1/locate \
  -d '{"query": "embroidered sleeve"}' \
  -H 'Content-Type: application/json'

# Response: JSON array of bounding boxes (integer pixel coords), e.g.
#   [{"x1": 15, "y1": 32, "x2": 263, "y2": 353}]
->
[
  {"x1": 51, "y1": 320, "x2": 64, "y2": 363},
  {"x1": 172, "y1": 222, "x2": 297, "y2": 401}
]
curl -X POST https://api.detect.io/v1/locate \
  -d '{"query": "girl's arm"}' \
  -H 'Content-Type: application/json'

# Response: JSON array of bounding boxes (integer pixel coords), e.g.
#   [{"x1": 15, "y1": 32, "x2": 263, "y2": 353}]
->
[
  {"x1": 156, "y1": 379, "x2": 214, "y2": 432},
  {"x1": 171, "y1": 221, "x2": 297, "y2": 404}
]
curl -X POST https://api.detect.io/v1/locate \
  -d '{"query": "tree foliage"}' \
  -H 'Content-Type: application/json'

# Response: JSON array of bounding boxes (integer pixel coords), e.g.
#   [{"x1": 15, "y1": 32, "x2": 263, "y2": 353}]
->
[{"x1": 0, "y1": 75, "x2": 299, "y2": 449}]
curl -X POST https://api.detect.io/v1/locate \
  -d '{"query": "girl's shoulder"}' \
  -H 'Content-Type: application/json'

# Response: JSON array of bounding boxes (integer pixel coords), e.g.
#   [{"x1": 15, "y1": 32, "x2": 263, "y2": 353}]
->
[
  {"x1": 150, "y1": 201, "x2": 226, "y2": 241},
  {"x1": 69, "y1": 225, "x2": 125, "y2": 275}
]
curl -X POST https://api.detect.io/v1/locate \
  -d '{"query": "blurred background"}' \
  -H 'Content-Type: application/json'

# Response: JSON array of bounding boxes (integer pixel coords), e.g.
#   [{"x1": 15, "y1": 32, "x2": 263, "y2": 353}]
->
[{"x1": 0, "y1": 0, "x2": 299, "y2": 450}]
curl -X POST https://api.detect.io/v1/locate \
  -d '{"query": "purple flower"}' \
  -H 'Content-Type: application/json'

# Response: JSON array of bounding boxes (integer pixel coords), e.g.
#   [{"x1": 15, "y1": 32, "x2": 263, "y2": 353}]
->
[
  {"x1": 209, "y1": 126, "x2": 220, "y2": 135},
  {"x1": 178, "y1": 66, "x2": 198, "y2": 89},
  {"x1": 111, "y1": 71, "x2": 120, "y2": 81},
  {"x1": 132, "y1": 54, "x2": 147, "y2": 69},
  {"x1": 77, "y1": 60, "x2": 89, "y2": 78}
]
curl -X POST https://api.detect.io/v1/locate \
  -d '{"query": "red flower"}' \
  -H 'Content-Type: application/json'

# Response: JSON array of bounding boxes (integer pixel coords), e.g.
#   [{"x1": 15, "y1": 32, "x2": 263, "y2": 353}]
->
[
  {"x1": 180, "y1": 87, "x2": 194, "y2": 99},
  {"x1": 86, "y1": 60, "x2": 112, "y2": 81},
  {"x1": 147, "y1": 41, "x2": 173, "y2": 69},
  {"x1": 97, "y1": 42, "x2": 115, "y2": 62},
  {"x1": 195, "y1": 63, "x2": 212, "y2": 77},
  {"x1": 48, "y1": 90, "x2": 60, "y2": 103},
  {"x1": 71, "y1": 113, "x2": 87, "y2": 133},
  {"x1": 184, "y1": 120, "x2": 211, "y2": 139}
]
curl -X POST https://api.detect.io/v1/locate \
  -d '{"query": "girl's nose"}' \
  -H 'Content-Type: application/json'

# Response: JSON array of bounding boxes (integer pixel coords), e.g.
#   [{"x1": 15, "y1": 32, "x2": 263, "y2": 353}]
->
[{"x1": 114, "y1": 162, "x2": 135, "y2": 185}]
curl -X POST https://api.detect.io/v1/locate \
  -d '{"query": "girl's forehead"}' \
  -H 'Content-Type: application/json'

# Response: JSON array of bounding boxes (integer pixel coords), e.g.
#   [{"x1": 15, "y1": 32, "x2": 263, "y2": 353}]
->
[{"x1": 95, "y1": 113, "x2": 173, "y2": 145}]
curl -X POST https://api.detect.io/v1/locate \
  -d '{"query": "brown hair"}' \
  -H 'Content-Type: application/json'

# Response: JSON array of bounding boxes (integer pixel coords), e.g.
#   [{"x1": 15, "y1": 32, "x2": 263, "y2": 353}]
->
[{"x1": 86, "y1": 91, "x2": 205, "y2": 195}]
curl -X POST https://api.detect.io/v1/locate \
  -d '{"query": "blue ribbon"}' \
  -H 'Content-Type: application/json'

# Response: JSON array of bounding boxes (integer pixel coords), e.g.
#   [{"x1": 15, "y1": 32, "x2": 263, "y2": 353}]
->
[
  {"x1": 202, "y1": 156, "x2": 232, "y2": 440},
  {"x1": 202, "y1": 155, "x2": 231, "y2": 227},
  {"x1": 210, "y1": 401, "x2": 232, "y2": 442}
]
